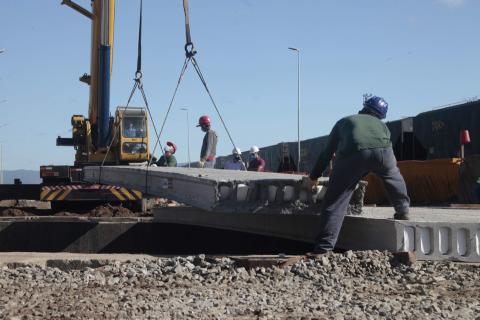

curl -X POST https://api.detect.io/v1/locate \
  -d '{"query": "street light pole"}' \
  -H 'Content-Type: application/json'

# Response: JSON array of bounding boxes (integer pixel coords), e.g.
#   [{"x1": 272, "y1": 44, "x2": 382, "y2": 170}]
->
[
  {"x1": 180, "y1": 108, "x2": 191, "y2": 168},
  {"x1": 0, "y1": 144, "x2": 3, "y2": 185},
  {"x1": 288, "y1": 47, "x2": 301, "y2": 172}
]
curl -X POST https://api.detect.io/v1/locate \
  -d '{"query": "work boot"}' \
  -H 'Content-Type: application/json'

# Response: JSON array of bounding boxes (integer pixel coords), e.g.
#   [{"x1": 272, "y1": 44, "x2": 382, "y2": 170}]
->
[
  {"x1": 306, "y1": 248, "x2": 332, "y2": 259},
  {"x1": 306, "y1": 252, "x2": 326, "y2": 259},
  {"x1": 393, "y1": 212, "x2": 410, "y2": 220}
]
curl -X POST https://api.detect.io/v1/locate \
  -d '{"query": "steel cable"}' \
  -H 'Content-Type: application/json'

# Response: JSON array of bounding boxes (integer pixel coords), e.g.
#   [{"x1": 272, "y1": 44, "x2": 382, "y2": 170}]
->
[
  {"x1": 149, "y1": 57, "x2": 191, "y2": 165},
  {"x1": 191, "y1": 57, "x2": 237, "y2": 150}
]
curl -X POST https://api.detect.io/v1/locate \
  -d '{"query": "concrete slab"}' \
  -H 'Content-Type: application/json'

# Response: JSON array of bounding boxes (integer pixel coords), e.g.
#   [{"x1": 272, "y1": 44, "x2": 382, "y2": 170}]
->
[
  {"x1": 83, "y1": 166, "x2": 327, "y2": 212},
  {"x1": 0, "y1": 207, "x2": 477, "y2": 261},
  {"x1": 362, "y1": 206, "x2": 480, "y2": 222},
  {"x1": 153, "y1": 206, "x2": 480, "y2": 262}
]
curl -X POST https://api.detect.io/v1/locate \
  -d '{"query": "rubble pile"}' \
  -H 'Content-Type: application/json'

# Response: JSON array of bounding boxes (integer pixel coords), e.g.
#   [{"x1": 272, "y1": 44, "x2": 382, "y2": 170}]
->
[{"x1": 0, "y1": 251, "x2": 478, "y2": 319}]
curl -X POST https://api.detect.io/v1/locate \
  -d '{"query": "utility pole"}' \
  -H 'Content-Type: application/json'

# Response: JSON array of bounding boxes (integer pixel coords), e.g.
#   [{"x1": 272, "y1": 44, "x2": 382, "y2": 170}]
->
[
  {"x1": 180, "y1": 108, "x2": 191, "y2": 168},
  {"x1": 288, "y1": 47, "x2": 301, "y2": 172},
  {"x1": 1, "y1": 49, "x2": 5, "y2": 183}
]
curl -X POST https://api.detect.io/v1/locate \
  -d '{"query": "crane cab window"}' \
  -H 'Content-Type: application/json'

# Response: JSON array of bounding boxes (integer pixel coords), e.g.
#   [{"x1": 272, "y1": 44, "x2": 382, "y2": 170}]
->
[
  {"x1": 122, "y1": 142, "x2": 147, "y2": 154},
  {"x1": 123, "y1": 117, "x2": 146, "y2": 138}
]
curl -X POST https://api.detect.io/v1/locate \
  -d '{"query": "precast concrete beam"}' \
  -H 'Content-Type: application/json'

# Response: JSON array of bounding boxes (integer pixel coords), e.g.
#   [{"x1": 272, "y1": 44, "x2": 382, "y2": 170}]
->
[
  {"x1": 153, "y1": 206, "x2": 480, "y2": 262},
  {"x1": 0, "y1": 215, "x2": 312, "y2": 254},
  {"x1": 83, "y1": 166, "x2": 327, "y2": 212}
]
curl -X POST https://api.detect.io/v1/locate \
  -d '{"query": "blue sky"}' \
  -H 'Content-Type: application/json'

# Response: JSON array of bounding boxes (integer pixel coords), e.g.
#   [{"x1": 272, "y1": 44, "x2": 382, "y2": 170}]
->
[{"x1": 1, "y1": 0, "x2": 479, "y2": 170}]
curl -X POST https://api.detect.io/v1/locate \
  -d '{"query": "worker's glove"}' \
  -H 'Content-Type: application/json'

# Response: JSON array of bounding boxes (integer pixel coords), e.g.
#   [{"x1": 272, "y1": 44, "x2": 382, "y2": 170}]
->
[
  {"x1": 199, "y1": 160, "x2": 206, "y2": 168},
  {"x1": 300, "y1": 177, "x2": 325, "y2": 203}
]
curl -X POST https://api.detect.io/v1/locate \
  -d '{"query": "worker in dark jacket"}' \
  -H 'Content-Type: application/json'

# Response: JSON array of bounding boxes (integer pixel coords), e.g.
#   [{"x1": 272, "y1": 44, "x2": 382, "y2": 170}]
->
[
  {"x1": 247, "y1": 145, "x2": 266, "y2": 172},
  {"x1": 197, "y1": 115, "x2": 218, "y2": 168},
  {"x1": 305, "y1": 95, "x2": 410, "y2": 254},
  {"x1": 157, "y1": 141, "x2": 177, "y2": 167}
]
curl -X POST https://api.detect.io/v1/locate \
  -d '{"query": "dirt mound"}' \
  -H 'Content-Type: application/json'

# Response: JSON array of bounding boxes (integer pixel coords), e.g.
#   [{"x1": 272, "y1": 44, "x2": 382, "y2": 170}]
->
[
  {"x1": 0, "y1": 204, "x2": 152, "y2": 218},
  {"x1": 51, "y1": 204, "x2": 151, "y2": 217},
  {"x1": 0, "y1": 208, "x2": 29, "y2": 217},
  {"x1": 88, "y1": 204, "x2": 138, "y2": 217}
]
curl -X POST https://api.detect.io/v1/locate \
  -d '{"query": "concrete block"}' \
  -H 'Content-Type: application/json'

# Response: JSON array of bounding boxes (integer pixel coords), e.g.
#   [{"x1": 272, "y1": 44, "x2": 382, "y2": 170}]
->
[
  {"x1": 268, "y1": 186, "x2": 278, "y2": 202},
  {"x1": 236, "y1": 184, "x2": 249, "y2": 202},
  {"x1": 83, "y1": 166, "x2": 327, "y2": 212}
]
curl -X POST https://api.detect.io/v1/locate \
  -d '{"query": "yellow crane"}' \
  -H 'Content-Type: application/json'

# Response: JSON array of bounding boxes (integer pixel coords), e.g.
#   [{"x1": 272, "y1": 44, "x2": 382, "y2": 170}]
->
[
  {"x1": 38, "y1": 0, "x2": 150, "y2": 210},
  {"x1": 57, "y1": 0, "x2": 150, "y2": 165}
]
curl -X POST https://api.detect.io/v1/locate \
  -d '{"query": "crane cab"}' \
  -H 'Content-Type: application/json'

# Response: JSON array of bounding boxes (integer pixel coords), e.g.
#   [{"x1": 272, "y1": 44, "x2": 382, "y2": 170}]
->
[{"x1": 116, "y1": 107, "x2": 150, "y2": 163}]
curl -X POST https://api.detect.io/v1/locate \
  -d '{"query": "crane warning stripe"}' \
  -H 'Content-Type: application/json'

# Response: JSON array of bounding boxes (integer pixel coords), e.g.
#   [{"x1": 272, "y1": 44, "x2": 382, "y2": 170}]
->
[
  {"x1": 41, "y1": 185, "x2": 125, "y2": 191},
  {"x1": 39, "y1": 187, "x2": 142, "y2": 201},
  {"x1": 132, "y1": 190, "x2": 142, "y2": 199},
  {"x1": 40, "y1": 189, "x2": 51, "y2": 200},
  {"x1": 40, "y1": 189, "x2": 72, "y2": 201},
  {"x1": 110, "y1": 189, "x2": 126, "y2": 201},
  {"x1": 119, "y1": 188, "x2": 136, "y2": 201},
  {"x1": 46, "y1": 190, "x2": 62, "y2": 201},
  {"x1": 57, "y1": 189, "x2": 72, "y2": 201}
]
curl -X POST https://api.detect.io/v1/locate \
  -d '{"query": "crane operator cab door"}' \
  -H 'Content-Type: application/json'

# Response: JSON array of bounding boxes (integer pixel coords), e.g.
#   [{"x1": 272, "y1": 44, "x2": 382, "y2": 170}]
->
[{"x1": 116, "y1": 107, "x2": 150, "y2": 163}]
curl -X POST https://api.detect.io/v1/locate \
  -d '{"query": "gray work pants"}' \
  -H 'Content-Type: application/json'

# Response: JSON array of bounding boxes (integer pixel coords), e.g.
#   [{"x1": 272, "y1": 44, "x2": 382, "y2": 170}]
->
[{"x1": 314, "y1": 147, "x2": 410, "y2": 252}]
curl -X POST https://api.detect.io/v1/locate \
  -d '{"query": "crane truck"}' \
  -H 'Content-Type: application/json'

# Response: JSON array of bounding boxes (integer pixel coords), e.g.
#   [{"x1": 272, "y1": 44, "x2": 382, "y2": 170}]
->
[{"x1": 0, "y1": 0, "x2": 151, "y2": 211}]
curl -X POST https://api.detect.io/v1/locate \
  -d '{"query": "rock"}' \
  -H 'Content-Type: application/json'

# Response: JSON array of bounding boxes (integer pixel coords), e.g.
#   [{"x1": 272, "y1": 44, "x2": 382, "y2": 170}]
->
[
  {"x1": 345, "y1": 250, "x2": 354, "y2": 259},
  {"x1": 321, "y1": 256, "x2": 330, "y2": 267},
  {"x1": 184, "y1": 262, "x2": 195, "y2": 270}
]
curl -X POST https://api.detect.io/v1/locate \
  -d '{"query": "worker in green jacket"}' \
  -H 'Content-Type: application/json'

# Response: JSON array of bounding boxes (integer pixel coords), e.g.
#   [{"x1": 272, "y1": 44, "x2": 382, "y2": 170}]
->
[
  {"x1": 305, "y1": 95, "x2": 410, "y2": 254},
  {"x1": 157, "y1": 141, "x2": 177, "y2": 167}
]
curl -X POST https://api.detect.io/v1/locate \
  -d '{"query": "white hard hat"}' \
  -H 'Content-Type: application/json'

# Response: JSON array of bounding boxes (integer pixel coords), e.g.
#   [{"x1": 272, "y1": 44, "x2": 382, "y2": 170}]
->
[
  {"x1": 232, "y1": 147, "x2": 241, "y2": 155},
  {"x1": 250, "y1": 145, "x2": 259, "y2": 153}
]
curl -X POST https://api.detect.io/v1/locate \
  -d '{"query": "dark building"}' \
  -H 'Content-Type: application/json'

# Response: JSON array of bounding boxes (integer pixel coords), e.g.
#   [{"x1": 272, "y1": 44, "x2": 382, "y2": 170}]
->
[{"x1": 216, "y1": 100, "x2": 480, "y2": 172}]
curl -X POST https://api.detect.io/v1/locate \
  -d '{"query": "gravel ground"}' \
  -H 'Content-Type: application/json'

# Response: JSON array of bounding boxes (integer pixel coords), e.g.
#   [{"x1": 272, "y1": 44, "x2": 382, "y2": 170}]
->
[{"x1": 0, "y1": 251, "x2": 479, "y2": 319}]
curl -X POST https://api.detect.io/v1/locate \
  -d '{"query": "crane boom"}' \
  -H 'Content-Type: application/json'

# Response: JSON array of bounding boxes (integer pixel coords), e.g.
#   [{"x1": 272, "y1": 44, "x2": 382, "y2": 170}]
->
[{"x1": 62, "y1": 0, "x2": 115, "y2": 148}]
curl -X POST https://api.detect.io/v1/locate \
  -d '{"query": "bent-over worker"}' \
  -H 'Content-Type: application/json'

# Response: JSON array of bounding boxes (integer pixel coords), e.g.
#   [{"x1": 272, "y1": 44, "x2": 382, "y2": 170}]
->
[{"x1": 306, "y1": 95, "x2": 410, "y2": 254}]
